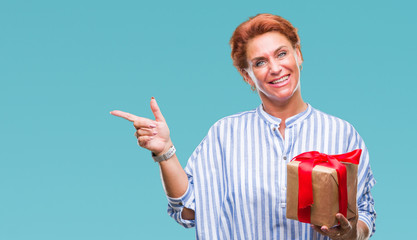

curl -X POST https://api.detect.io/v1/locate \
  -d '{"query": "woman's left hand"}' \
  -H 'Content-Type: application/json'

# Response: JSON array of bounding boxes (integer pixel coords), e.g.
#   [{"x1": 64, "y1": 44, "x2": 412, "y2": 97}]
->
[{"x1": 312, "y1": 213, "x2": 358, "y2": 240}]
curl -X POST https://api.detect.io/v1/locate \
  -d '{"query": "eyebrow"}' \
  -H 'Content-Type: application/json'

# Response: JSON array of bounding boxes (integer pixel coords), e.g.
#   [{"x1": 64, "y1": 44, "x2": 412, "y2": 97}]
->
[{"x1": 250, "y1": 46, "x2": 287, "y2": 62}]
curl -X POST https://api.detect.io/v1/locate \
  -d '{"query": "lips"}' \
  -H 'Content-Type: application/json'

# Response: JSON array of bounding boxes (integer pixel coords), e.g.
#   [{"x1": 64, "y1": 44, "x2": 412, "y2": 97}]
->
[
  {"x1": 270, "y1": 75, "x2": 289, "y2": 84},
  {"x1": 268, "y1": 74, "x2": 290, "y2": 88}
]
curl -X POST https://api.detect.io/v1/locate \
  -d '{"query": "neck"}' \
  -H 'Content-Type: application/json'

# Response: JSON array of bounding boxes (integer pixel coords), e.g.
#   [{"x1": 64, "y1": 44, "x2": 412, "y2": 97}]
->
[{"x1": 260, "y1": 89, "x2": 307, "y2": 122}]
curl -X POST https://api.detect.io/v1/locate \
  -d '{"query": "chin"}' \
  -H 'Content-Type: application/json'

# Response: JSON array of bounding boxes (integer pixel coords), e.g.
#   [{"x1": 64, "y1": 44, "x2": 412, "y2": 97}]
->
[
  {"x1": 272, "y1": 90, "x2": 295, "y2": 101},
  {"x1": 260, "y1": 87, "x2": 299, "y2": 104}
]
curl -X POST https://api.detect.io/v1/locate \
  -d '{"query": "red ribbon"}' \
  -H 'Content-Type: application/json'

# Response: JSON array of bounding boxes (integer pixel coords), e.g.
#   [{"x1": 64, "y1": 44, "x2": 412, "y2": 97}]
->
[{"x1": 291, "y1": 149, "x2": 362, "y2": 224}]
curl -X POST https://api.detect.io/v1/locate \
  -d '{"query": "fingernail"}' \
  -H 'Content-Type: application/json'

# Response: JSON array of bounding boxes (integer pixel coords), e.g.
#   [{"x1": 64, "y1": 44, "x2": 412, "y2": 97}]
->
[
  {"x1": 153, "y1": 132, "x2": 158, "y2": 136},
  {"x1": 151, "y1": 96, "x2": 155, "y2": 100},
  {"x1": 149, "y1": 124, "x2": 157, "y2": 128}
]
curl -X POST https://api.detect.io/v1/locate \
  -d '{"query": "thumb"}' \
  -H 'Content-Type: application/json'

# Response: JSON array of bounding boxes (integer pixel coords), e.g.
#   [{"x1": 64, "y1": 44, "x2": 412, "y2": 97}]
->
[{"x1": 150, "y1": 97, "x2": 166, "y2": 122}]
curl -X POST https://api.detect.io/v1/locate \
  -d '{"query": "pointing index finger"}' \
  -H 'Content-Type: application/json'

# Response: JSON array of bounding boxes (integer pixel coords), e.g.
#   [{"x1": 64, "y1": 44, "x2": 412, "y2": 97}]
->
[
  {"x1": 110, "y1": 110, "x2": 139, "y2": 122},
  {"x1": 110, "y1": 110, "x2": 157, "y2": 128}
]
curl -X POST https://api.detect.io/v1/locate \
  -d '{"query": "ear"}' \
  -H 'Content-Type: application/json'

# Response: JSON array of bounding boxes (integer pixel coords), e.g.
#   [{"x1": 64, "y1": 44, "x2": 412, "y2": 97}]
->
[
  {"x1": 295, "y1": 47, "x2": 303, "y2": 66},
  {"x1": 239, "y1": 68, "x2": 255, "y2": 87}
]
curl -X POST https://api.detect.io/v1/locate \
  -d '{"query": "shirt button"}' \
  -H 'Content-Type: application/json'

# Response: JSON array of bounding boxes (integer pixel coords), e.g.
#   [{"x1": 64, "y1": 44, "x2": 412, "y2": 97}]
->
[{"x1": 283, "y1": 156, "x2": 287, "y2": 161}]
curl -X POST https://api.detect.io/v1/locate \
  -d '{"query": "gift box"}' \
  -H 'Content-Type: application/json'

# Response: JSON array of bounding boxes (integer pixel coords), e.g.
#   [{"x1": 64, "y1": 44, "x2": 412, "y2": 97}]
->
[{"x1": 286, "y1": 150, "x2": 361, "y2": 227}]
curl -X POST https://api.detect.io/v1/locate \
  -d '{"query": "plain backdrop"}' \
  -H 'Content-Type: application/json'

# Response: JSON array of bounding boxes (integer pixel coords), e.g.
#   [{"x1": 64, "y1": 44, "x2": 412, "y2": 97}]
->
[{"x1": 1, "y1": 0, "x2": 416, "y2": 239}]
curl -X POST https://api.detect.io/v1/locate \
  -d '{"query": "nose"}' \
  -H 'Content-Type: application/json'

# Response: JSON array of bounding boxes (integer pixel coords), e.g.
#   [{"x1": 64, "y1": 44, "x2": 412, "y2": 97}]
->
[{"x1": 269, "y1": 58, "x2": 281, "y2": 75}]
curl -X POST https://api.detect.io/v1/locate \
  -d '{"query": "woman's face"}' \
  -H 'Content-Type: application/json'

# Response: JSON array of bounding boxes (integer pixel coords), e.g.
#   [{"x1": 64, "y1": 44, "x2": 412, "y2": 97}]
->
[{"x1": 243, "y1": 31, "x2": 303, "y2": 104}]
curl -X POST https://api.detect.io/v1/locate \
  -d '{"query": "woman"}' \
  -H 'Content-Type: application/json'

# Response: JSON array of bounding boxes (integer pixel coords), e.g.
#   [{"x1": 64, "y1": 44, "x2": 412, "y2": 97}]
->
[{"x1": 111, "y1": 14, "x2": 376, "y2": 240}]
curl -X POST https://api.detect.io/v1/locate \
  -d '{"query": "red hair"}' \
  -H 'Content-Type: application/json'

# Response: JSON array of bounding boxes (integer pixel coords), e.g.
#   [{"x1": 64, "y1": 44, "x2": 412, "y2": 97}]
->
[{"x1": 230, "y1": 14, "x2": 303, "y2": 71}]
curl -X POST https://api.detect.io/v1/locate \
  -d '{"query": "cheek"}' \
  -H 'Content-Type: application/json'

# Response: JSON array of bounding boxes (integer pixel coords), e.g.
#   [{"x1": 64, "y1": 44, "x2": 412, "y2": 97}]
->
[
  {"x1": 281, "y1": 58, "x2": 297, "y2": 69},
  {"x1": 252, "y1": 69, "x2": 268, "y2": 81}
]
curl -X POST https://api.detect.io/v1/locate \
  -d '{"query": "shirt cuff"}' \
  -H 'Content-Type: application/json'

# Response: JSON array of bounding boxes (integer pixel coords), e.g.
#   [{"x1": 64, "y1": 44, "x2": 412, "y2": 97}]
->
[
  {"x1": 166, "y1": 183, "x2": 196, "y2": 228},
  {"x1": 166, "y1": 182, "x2": 195, "y2": 211},
  {"x1": 358, "y1": 213, "x2": 375, "y2": 237}
]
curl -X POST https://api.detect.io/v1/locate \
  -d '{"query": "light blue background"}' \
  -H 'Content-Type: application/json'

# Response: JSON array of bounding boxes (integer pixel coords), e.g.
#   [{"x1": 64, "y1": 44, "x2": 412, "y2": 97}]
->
[{"x1": 1, "y1": 0, "x2": 416, "y2": 239}]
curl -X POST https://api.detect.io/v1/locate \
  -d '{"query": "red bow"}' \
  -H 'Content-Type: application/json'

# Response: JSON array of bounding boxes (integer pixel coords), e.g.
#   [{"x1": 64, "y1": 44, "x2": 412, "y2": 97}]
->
[{"x1": 291, "y1": 149, "x2": 361, "y2": 224}]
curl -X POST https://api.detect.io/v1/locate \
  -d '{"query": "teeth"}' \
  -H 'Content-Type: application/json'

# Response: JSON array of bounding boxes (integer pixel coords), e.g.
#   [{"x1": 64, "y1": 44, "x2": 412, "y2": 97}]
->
[{"x1": 271, "y1": 75, "x2": 289, "y2": 84}]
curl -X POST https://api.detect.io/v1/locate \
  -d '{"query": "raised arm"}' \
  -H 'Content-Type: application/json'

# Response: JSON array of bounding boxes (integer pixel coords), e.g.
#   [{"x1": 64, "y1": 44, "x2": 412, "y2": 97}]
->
[{"x1": 110, "y1": 97, "x2": 195, "y2": 219}]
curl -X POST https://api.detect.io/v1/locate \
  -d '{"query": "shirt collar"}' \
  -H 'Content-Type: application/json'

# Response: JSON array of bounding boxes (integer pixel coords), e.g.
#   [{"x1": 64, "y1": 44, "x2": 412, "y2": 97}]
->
[{"x1": 256, "y1": 103, "x2": 313, "y2": 127}]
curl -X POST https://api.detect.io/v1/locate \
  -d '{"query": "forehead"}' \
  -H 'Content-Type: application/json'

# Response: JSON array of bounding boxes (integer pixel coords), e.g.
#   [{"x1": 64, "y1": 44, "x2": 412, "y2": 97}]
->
[{"x1": 246, "y1": 32, "x2": 292, "y2": 59}]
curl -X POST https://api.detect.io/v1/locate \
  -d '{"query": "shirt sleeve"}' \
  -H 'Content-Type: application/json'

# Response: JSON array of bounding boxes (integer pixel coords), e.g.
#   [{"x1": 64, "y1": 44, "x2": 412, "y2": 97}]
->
[
  {"x1": 166, "y1": 175, "x2": 196, "y2": 228},
  {"x1": 348, "y1": 126, "x2": 377, "y2": 237}
]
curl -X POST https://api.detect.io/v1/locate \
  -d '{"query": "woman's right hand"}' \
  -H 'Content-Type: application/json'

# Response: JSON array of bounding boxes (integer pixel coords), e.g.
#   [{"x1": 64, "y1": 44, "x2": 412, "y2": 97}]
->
[{"x1": 110, "y1": 97, "x2": 172, "y2": 156}]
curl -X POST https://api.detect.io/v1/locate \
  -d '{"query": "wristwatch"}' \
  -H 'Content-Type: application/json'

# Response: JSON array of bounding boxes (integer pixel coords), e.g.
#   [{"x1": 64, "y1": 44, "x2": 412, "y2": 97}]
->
[{"x1": 152, "y1": 145, "x2": 176, "y2": 163}]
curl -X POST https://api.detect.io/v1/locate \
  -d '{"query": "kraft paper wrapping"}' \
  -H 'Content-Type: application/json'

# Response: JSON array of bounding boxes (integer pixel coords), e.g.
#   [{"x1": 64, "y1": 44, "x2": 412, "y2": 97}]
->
[{"x1": 286, "y1": 161, "x2": 358, "y2": 227}]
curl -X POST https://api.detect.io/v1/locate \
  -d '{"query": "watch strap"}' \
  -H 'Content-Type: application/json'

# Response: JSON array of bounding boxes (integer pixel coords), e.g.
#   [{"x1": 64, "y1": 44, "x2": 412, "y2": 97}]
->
[{"x1": 152, "y1": 145, "x2": 176, "y2": 162}]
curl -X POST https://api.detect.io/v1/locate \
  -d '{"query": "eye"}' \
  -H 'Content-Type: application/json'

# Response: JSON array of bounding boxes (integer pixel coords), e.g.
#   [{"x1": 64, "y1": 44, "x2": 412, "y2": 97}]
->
[
  {"x1": 255, "y1": 60, "x2": 266, "y2": 67},
  {"x1": 278, "y1": 51, "x2": 287, "y2": 58}
]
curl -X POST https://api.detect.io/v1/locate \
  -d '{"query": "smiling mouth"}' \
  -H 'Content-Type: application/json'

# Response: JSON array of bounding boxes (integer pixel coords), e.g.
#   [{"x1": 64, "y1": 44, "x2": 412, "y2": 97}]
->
[{"x1": 270, "y1": 75, "x2": 289, "y2": 84}]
